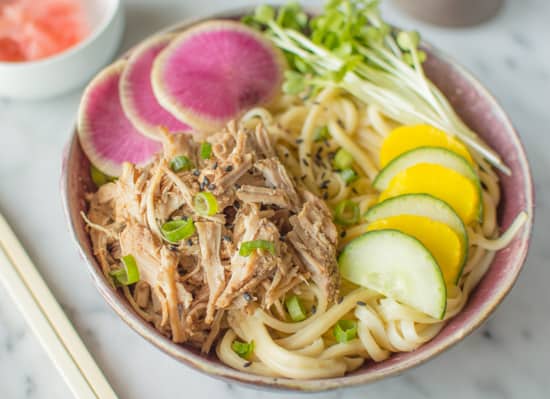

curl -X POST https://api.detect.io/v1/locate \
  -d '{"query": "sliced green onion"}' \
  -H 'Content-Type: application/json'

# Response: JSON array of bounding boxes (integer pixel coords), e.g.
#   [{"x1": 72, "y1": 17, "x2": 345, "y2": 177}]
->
[
  {"x1": 161, "y1": 218, "x2": 195, "y2": 243},
  {"x1": 313, "y1": 125, "x2": 330, "y2": 142},
  {"x1": 333, "y1": 148, "x2": 353, "y2": 170},
  {"x1": 334, "y1": 200, "x2": 360, "y2": 226},
  {"x1": 342, "y1": 170, "x2": 359, "y2": 185},
  {"x1": 285, "y1": 295, "x2": 307, "y2": 322},
  {"x1": 232, "y1": 340, "x2": 254, "y2": 359},
  {"x1": 109, "y1": 254, "x2": 140, "y2": 286},
  {"x1": 239, "y1": 240, "x2": 275, "y2": 257},
  {"x1": 333, "y1": 320, "x2": 358, "y2": 343},
  {"x1": 90, "y1": 164, "x2": 115, "y2": 187},
  {"x1": 194, "y1": 192, "x2": 218, "y2": 216},
  {"x1": 200, "y1": 142, "x2": 212, "y2": 159},
  {"x1": 170, "y1": 155, "x2": 193, "y2": 172},
  {"x1": 339, "y1": 168, "x2": 358, "y2": 185}
]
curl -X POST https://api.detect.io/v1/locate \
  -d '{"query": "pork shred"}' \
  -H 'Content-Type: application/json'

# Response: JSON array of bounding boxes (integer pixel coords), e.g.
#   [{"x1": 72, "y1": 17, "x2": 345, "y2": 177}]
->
[{"x1": 85, "y1": 121, "x2": 339, "y2": 351}]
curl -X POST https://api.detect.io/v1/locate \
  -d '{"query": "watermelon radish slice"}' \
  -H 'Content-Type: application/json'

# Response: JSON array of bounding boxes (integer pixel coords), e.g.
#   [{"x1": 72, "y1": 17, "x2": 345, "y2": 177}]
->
[
  {"x1": 120, "y1": 34, "x2": 191, "y2": 138},
  {"x1": 78, "y1": 61, "x2": 162, "y2": 177},
  {"x1": 152, "y1": 20, "x2": 286, "y2": 132}
]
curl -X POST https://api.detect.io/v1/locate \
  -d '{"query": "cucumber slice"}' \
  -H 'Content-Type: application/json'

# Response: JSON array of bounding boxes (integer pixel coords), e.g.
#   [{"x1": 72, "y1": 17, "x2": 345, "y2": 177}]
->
[
  {"x1": 339, "y1": 229, "x2": 447, "y2": 319},
  {"x1": 373, "y1": 146, "x2": 479, "y2": 191},
  {"x1": 365, "y1": 194, "x2": 468, "y2": 283},
  {"x1": 373, "y1": 146, "x2": 483, "y2": 222}
]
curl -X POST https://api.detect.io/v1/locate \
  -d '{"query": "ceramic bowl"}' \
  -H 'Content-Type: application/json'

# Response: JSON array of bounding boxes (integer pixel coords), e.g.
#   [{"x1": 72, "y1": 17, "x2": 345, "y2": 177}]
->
[
  {"x1": 61, "y1": 9, "x2": 534, "y2": 392},
  {"x1": 0, "y1": 0, "x2": 124, "y2": 100}
]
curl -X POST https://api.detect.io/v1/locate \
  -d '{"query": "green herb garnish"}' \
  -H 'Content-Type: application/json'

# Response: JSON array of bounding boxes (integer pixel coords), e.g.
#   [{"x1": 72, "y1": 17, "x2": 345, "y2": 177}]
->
[
  {"x1": 285, "y1": 295, "x2": 307, "y2": 321},
  {"x1": 161, "y1": 218, "x2": 195, "y2": 243},
  {"x1": 194, "y1": 192, "x2": 218, "y2": 216},
  {"x1": 200, "y1": 142, "x2": 212, "y2": 159},
  {"x1": 170, "y1": 155, "x2": 193, "y2": 172},
  {"x1": 232, "y1": 340, "x2": 255, "y2": 359},
  {"x1": 110, "y1": 255, "x2": 140, "y2": 286},
  {"x1": 334, "y1": 199, "x2": 360, "y2": 225},
  {"x1": 239, "y1": 240, "x2": 276, "y2": 257},
  {"x1": 333, "y1": 320, "x2": 357, "y2": 343}
]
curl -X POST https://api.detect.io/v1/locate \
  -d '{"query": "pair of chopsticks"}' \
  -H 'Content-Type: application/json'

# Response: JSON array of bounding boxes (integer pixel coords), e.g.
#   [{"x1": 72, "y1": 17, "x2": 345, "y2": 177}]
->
[{"x1": 0, "y1": 213, "x2": 118, "y2": 399}]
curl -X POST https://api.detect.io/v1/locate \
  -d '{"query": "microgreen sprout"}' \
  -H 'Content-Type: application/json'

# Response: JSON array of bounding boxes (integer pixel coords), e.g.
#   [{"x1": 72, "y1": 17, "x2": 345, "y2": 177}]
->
[{"x1": 246, "y1": 0, "x2": 509, "y2": 174}]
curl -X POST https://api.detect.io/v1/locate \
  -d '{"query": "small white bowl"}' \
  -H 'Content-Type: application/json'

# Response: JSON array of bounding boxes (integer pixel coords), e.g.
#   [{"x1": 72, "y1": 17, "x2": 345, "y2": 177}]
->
[{"x1": 0, "y1": 0, "x2": 124, "y2": 100}]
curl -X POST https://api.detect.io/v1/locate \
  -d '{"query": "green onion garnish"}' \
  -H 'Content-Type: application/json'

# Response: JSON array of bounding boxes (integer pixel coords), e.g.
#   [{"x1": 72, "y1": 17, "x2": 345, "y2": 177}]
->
[
  {"x1": 170, "y1": 155, "x2": 193, "y2": 173},
  {"x1": 285, "y1": 295, "x2": 307, "y2": 322},
  {"x1": 333, "y1": 148, "x2": 353, "y2": 170},
  {"x1": 200, "y1": 142, "x2": 212, "y2": 159},
  {"x1": 334, "y1": 200, "x2": 360, "y2": 226},
  {"x1": 313, "y1": 125, "x2": 330, "y2": 142},
  {"x1": 109, "y1": 254, "x2": 140, "y2": 286},
  {"x1": 161, "y1": 218, "x2": 195, "y2": 243},
  {"x1": 232, "y1": 340, "x2": 254, "y2": 359},
  {"x1": 90, "y1": 165, "x2": 115, "y2": 187},
  {"x1": 333, "y1": 320, "x2": 358, "y2": 343},
  {"x1": 239, "y1": 240, "x2": 276, "y2": 257},
  {"x1": 194, "y1": 192, "x2": 218, "y2": 216},
  {"x1": 339, "y1": 168, "x2": 358, "y2": 185}
]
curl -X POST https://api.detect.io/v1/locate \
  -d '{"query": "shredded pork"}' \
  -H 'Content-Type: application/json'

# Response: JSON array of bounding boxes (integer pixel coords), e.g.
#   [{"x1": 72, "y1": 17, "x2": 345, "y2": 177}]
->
[{"x1": 85, "y1": 121, "x2": 339, "y2": 351}]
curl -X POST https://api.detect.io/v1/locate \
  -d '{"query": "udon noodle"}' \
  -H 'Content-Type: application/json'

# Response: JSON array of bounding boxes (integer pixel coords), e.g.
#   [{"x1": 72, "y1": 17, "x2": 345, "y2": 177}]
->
[{"x1": 214, "y1": 87, "x2": 526, "y2": 378}]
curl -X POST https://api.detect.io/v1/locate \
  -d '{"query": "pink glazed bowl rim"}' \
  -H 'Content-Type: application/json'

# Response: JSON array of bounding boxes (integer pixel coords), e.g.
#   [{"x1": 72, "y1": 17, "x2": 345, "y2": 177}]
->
[{"x1": 61, "y1": 8, "x2": 535, "y2": 392}]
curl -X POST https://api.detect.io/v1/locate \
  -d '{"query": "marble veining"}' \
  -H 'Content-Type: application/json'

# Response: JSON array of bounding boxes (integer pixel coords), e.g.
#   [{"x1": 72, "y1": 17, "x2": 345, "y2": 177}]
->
[{"x1": 0, "y1": 0, "x2": 548, "y2": 398}]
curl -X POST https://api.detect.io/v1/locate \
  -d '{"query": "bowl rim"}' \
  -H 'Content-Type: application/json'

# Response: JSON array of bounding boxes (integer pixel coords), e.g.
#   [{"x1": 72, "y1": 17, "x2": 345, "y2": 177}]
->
[
  {"x1": 0, "y1": 0, "x2": 122, "y2": 68},
  {"x1": 61, "y1": 7, "x2": 535, "y2": 392}
]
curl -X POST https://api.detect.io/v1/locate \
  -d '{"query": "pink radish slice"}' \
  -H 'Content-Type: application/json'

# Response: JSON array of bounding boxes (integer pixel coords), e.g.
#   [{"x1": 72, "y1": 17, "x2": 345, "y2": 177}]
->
[
  {"x1": 78, "y1": 61, "x2": 161, "y2": 177},
  {"x1": 120, "y1": 34, "x2": 191, "y2": 138},
  {"x1": 152, "y1": 20, "x2": 286, "y2": 132}
]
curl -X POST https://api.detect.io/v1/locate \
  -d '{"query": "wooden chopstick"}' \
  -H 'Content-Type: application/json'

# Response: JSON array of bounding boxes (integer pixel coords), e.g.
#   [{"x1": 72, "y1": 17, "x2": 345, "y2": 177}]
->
[{"x1": 0, "y1": 213, "x2": 118, "y2": 399}]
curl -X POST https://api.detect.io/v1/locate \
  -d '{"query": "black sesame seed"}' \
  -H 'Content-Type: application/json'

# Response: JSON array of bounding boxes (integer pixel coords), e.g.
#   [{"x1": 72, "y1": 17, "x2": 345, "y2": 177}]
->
[
  {"x1": 200, "y1": 176, "x2": 210, "y2": 191},
  {"x1": 337, "y1": 119, "x2": 345, "y2": 128},
  {"x1": 323, "y1": 192, "x2": 329, "y2": 200},
  {"x1": 296, "y1": 138, "x2": 304, "y2": 144},
  {"x1": 187, "y1": 239, "x2": 193, "y2": 246},
  {"x1": 337, "y1": 296, "x2": 344, "y2": 304},
  {"x1": 208, "y1": 183, "x2": 216, "y2": 191},
  {"x1": 212, "y1": 161, "x2": 218, "y2": 170},
  {"x1": 234, "y1": 183, "x2": 241, "y2": 189},
  {"x1": 340, "y1": 230, "x2": 347, "y2": 238},
  {"x1": 284, "y1": 152, "x2": 289, "y2": 158},
  {"x1": 168, "y1": 244, "x2": 179, "y2": 251},
  {"x1": 302, "y1": 158, "x2": 309, "y2": 166},
  {"x1": 320, "y1": 180, "x2": 330, "y2": 190},
  {"x1": 311, "y1": 305, "x2": 317, "y2": 314},
  {"x1": 243, "y1": 362, "x2": 252, "y2": 368},
  {"x1": 192, "y1": 169, "x2": 200, "y2": 176},
  {"x1": 357, "y1": 301, "x2": 366, "y2": 306},
  {"x1": 243, "y1": 292, "x2": 252, "y2": 302},
  {"x1": 351, "y1": 187, "x2": 359, "y2": 194},
  {"x1": 300, "y1": 174, "x2": 307, "y2": 181},
  {"x1": 225, "y1": 165, "x2": 234, "y2": 172},
  {"x1": 223, "y1": 235, "x2": 232, "y2": 242}
]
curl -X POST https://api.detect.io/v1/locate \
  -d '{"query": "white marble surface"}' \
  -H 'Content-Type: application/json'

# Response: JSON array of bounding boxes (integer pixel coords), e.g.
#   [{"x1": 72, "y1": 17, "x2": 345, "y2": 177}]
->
[{"x1": 0, "y1": 0, "x2": 549, "y2": 398}]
